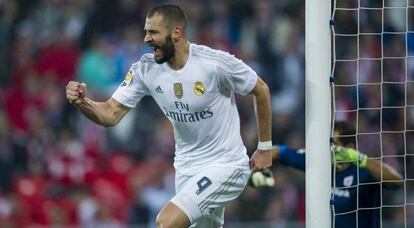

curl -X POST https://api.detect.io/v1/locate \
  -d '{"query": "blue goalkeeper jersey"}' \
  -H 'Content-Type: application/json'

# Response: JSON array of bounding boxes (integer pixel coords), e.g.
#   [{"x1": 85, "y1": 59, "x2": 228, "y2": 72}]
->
[{"x1": 278, "y1": 146, "x2": 380, "y2": 228}]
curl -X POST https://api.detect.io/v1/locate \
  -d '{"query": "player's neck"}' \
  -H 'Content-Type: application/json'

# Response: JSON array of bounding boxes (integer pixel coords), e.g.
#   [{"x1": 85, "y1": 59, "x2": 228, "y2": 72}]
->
[
  {"x1": 335, "y1": 163, "x2": 351, "y2": 171},
  {"x1": 167, "y1": 40, "x2": 189, "y2": 71}
]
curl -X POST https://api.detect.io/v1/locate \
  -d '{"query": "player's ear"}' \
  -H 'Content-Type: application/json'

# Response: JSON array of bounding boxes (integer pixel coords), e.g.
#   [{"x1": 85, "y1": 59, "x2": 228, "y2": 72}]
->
[{"x1": 172, "y1": 26, "x2": 183, "y2": 43}]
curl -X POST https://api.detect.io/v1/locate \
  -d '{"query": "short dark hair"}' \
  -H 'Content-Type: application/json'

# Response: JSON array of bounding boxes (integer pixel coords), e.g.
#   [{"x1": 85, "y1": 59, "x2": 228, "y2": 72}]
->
[
  {"x1": 334, "y1": 121, "x2": 356, "y2": 146},
  {"x1": 147, "y1": 4, "x2": 187, "y2": 31}
]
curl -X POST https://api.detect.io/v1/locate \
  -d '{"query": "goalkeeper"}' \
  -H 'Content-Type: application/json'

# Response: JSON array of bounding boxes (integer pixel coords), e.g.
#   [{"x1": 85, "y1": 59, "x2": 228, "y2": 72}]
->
[{"x1": 250, "y1": 121, "x2": 403, "y2": 228}]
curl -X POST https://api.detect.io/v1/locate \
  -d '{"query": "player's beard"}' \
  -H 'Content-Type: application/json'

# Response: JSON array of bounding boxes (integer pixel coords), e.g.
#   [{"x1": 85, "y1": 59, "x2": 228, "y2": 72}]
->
[{"x1": 154, "y1": 36, "x2": 175, "y2": 64}]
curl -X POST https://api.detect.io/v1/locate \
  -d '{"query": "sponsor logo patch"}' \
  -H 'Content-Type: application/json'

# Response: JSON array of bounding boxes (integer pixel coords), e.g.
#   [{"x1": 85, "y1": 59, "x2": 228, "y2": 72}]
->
[{"x1": 121, "y1": 70, "x2": 133, "y2": 87}]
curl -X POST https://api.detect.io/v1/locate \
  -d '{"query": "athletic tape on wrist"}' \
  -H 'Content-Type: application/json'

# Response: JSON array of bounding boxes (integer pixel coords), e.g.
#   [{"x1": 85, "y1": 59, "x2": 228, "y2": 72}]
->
[{"x1": 258, "y1": 141, "x2": 273, "y2": 150}]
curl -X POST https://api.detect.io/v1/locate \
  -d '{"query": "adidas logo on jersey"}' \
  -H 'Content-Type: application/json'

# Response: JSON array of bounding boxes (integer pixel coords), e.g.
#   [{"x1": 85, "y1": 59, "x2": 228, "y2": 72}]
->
[{"x1": 155, "y1": 85, "x2": 164, "y2": 93}]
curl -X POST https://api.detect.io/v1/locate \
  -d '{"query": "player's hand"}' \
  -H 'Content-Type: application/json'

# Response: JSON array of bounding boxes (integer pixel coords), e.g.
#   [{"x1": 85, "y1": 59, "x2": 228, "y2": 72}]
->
[
  {"x1": 66, "y1": 81, "x2": 87, "y2": 105},
  {"x1": 334, "y1": 146, "x2": 368, "y2": 167},
  {"x1": 249, "y1": 149, "x2": 273, "y2": 172},
  {"x1": 248, "y1": 168, "x2": 275, "y2": 187}
]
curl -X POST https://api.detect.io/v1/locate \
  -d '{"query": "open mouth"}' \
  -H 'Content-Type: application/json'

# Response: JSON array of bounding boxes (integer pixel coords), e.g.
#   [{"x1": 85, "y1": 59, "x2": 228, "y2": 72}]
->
[{"x1": 152, "y1": 45, "x2": 161, "y2": 55}]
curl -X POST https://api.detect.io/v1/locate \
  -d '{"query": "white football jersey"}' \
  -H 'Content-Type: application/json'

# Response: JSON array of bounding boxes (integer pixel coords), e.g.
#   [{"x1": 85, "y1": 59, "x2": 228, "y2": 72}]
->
[{"x1": 112, "y1": 43, "x2": 258, "y2": 175}]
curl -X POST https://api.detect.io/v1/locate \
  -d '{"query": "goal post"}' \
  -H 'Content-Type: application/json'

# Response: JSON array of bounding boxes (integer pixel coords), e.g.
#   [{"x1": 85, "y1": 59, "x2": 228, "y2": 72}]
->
[
  {"x1": 305, "y1": 0, "x2": 332, "y2": 227},
  {"x1": 328, "y1": 0, "x2": 411, "y2": 227}
]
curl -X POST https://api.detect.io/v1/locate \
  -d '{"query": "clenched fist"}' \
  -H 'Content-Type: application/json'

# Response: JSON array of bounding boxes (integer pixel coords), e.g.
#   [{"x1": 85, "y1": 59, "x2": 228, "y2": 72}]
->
[
  {"x1": 66, "y1": 81, "x2": 87, "y2": 105},
  {"x1": 249, "y1": 149, "x2": 273, "y2": 172}
]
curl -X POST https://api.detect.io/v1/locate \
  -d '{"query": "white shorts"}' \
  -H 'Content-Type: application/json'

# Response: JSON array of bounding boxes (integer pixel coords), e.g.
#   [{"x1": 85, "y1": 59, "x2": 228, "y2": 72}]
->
[{"x1": 171, "y1": 165, "x2": 250, "y2": 227}]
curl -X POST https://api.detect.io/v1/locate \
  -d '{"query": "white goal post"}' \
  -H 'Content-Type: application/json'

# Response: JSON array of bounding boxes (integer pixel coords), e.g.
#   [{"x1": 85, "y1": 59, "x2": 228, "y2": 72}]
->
[{"x1": 305, "y1": 0, "x2": 332, "y2": 227}]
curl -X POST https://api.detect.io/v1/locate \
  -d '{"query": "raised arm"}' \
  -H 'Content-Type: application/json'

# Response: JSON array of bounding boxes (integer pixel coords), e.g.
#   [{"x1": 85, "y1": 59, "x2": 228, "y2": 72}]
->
[
  {"x1": 66, "y1": 81, "x2": 130, "y2": 127},
  {"x1": 335, "y1": 147, "x2": 403, "y2": 188},
  {"x1": 364, "y1": 159, "x2": 403, "y2": 188},
  {"x1": 248, "y1": 77, "x2": 273, "y2": 172}
]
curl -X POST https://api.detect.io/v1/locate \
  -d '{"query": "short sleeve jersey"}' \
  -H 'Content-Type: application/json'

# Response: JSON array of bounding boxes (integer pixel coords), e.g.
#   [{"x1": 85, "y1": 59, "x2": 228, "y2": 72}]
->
[{"x1": 112, "y1": 43, "x2": 258, "y2": 175}]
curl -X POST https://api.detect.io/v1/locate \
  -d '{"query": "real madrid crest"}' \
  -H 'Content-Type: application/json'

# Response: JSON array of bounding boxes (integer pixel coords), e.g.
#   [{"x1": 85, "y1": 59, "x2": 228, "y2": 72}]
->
[
  {"x1": 174, "y1": 83, "x2": 183, "y2": 99},
  {"x1": 194, "y1": 81, "x2": 206, "y2": 96}
]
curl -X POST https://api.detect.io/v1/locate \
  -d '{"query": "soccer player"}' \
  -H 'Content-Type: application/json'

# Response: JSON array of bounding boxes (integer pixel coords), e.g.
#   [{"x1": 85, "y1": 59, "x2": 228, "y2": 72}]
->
[
  {"x1": 251, "y1": 121, "x2": 403, "y2": 228},
  {"x1": 65, "y1": 4, "x2": 273, "y2": 228}
]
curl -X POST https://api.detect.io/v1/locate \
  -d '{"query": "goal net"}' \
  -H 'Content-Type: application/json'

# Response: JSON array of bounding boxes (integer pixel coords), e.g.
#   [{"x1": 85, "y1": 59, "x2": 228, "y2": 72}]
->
[{"x1": 331, "y1": 0, "x2": 413, "y2": 227}]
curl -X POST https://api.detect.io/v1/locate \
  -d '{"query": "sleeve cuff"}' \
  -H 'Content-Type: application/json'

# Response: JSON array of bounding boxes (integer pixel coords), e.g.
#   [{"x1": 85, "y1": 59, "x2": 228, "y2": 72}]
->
[
  {"x1": 278, "y1": 144, "x2": 287, "y2": 155},
  {"x1": 241, "y1": 74, "x2": 258, "y2": 96}
]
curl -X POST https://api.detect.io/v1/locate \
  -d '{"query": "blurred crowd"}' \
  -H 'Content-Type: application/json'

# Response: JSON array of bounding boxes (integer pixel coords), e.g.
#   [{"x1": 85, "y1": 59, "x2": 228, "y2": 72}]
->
[
  {"x1": 333, "y1": 1, "x2": 414, "y2": 226},
  {"x1": 0, "y1": 0, "x2": 411, "y2": 227}
]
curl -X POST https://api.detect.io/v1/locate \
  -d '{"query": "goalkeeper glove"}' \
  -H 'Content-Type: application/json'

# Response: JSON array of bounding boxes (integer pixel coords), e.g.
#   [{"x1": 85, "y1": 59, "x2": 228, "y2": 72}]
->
[
  {"x1": 248, "y1": 169, "x2": 275, "y2": 187},
  {"x1": 334, "y1": 146, "x2": 368, "y2": 168}
]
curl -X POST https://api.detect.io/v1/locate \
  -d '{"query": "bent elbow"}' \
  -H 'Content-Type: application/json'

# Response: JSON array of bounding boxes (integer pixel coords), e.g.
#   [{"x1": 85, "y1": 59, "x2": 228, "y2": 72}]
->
[
  {"x1": 386, "y1": 181, "x2": 403, "y2": 189},
  {"x1": 101, "y1": 109, "x2": 125, "y2": 128},
  {"x1": 101, "y1": 122, "x2": 116, "y2": 128},
  {"x1": 99, "y1": 118, "x2": 119, "y2": 128},
  {"x1": 385, "y1": 175, "x2": 404, "y2": 189},
  {"x1": 102, "y1": 118, "x2": 121, "y2": 128}
]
